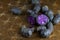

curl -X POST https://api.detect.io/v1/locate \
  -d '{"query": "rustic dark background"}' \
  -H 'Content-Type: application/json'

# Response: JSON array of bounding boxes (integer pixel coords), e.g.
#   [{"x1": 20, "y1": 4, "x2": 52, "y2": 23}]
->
[{"x1": 0, "y1": 0, "x2": 60, "y2": 40}]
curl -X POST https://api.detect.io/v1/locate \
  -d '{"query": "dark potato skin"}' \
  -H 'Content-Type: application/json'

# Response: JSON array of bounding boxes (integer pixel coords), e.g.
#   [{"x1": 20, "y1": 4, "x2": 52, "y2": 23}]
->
[
  {"x1": 37, "y1": 22, "x2": 53, "y2": 37},
  {"x1": 45, "y1": 10, "x2": 54, "y2": 21},
  {"x1": 31, "y1": 0, "x2": 40, "y2": 4},
  {"x1": 42, "y1": 5, "x2": 49, "y2": 12},
  {"x1": 10, "y1": 7, "x2": 22, "y2": 15},
  {"x1": 33, "y1": 4, "x2": 41, "y2": 13},
  {"x1": 53, "y1": 13, "x2": 60, "y2": 24},
  {"x1": 21, "y1": 25, "x2": 34, "y2": 37}
]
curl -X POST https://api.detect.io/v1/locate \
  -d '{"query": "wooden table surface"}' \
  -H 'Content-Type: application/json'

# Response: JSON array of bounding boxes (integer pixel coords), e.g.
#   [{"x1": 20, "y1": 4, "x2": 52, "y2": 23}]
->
[{"x1": 0, "y1": 0, "x2": 60, "y2": 40}]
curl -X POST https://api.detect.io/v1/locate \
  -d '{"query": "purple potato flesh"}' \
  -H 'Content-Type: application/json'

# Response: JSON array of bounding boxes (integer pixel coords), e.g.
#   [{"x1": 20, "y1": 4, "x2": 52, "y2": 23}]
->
[{"x1": 36, "y1": 14, "x2": 49, "y2": 25}]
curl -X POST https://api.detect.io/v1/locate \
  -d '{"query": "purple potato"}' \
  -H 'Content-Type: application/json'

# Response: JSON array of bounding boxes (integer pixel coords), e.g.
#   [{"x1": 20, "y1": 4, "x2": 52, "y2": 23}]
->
[
  {"x1": 45, "y1": 10, "x2": 54, "y2": 21},
  {"x1": 44, "y1": 22, "x2": 54, "y2": 37},
  {"x1": 31, "y1": 0, "x2": 40, "y2": 4},
  {"x1": 36, "y1": 14, "x2": 49, "y2": 25},
  {"x1": 40, "y1": 22, "x2": 53, "y2": 37},
  {"x1": 53, "y1": 13, "x2": 60, "y2": 24},
  {"x1": 37, "y1": 22, "x2": 53, "y2": 37},
  {"x1": 27, "y1": 10, "x2": 38, "y2": 17},
  {"x1": 21, "y1": 25, "x2": 34, "y2": 37},
  {"x1": 28, "y1": 16, "x2": 35, "y2": 25},
  {"x1": 10, "y1": 7, "x2": 22, "y2": 15},
  {"x1": 42, "y1": 5, "x2": 49, "y2": 12},
  {"x1": 33, "y1": 4, "x2": 41, "y2": 13},
  {"x1": 37, "y1": 26, "x2": 46, "y2": 32},
  {"x1": 37, "y1": 26, "x2": 47, "y2": 37}
]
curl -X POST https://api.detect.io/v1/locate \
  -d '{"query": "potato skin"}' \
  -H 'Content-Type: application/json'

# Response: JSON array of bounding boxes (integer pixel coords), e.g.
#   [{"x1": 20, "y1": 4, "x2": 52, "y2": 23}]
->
[{"x1": 53, "y1": 14, "x2": 60, "y2": 24}]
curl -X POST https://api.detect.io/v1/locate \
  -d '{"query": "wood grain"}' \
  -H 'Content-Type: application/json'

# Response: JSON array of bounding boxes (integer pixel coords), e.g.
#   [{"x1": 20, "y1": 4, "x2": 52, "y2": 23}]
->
[{"x1": 0, "y1": 0, "x2": 60, "y2": 40}]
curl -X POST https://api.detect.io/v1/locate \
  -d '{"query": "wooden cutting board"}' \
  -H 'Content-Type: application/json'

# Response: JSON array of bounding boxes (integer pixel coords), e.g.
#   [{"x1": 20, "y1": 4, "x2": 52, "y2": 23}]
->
[{"x1": 0, "y1": 0, "x2": 60, "y2": 40}]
